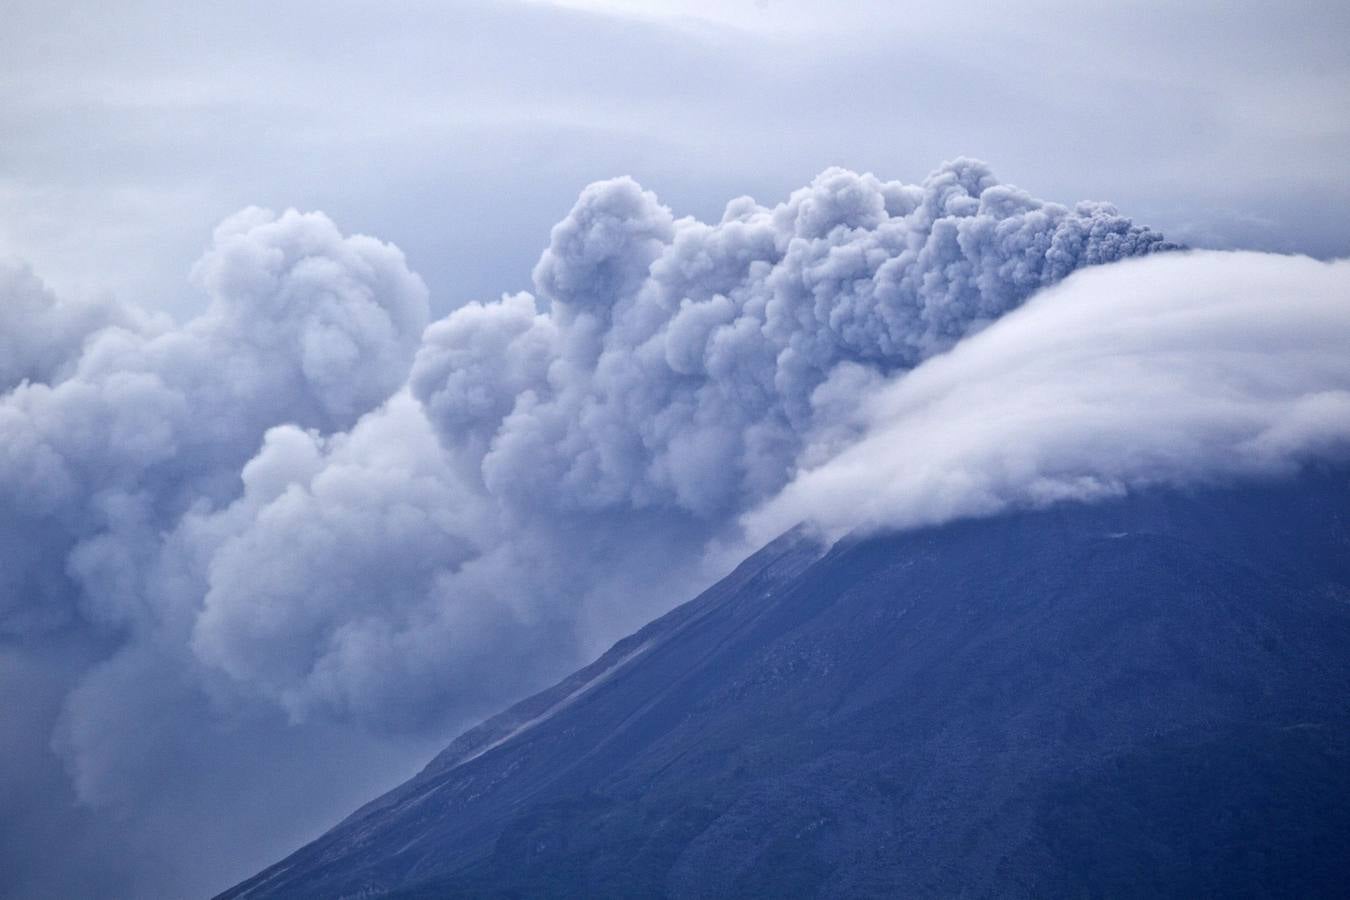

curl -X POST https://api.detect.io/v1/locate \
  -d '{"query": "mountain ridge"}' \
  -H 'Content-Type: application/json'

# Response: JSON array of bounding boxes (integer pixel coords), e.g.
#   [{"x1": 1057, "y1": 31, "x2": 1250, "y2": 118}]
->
[{"x1": 220, "y1": 468, "x2": 1350, "y2": 898}]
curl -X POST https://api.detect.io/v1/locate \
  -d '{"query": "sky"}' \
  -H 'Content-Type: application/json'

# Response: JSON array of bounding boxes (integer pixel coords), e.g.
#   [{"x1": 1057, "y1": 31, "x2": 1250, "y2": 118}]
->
[
  {"x1": 4, "y1": 0, "x2": 1348, "y2": 318},
  {"x1": 1, "y1": 2, "x2": 1348, "y2": 898}
]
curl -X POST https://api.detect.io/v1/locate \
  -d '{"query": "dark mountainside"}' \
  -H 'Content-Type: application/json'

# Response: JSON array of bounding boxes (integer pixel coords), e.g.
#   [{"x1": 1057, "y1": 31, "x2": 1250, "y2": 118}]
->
[{"x1": 220, "y1": 468, "x2": 1350, "y2": 899}]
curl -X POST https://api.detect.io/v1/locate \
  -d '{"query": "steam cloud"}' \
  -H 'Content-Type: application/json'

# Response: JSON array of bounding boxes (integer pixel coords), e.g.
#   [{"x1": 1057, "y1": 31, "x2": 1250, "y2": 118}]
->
[
  {"x1": 3, "y1": 159, "x2": 1345, "y2": 898},
  {"x1": 746, "y1": 250, "x2": 1350, "y2": 543}
]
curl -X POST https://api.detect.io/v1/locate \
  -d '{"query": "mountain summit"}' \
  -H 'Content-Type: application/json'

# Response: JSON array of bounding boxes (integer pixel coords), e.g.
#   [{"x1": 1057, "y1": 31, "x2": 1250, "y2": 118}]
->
[{"x1": 220, "y1": 469, "x2": 1350, "y2": 898}]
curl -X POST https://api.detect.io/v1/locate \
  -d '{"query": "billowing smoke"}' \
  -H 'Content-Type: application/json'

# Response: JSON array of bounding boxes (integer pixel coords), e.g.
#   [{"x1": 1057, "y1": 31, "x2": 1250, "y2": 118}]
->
[
  {"x1": 179, "y1": 160, "x2": 1179, "y2": 736},
  {"x1": 1, "y1": 207, "x2": 432, "y2": 896},
  {"x1": 6, "y1": 159, "x2": 1346, "y2": 898},
  {"x1": 413, "y1": 161, "x2": 1177, "y2": 519},
  {"x1": 1, "y1": 207, "x2": 428, "y2": 640}
]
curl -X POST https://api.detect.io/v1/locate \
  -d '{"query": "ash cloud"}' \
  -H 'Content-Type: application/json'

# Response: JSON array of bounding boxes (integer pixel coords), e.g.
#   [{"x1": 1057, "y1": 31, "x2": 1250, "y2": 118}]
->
[
  {"x1": 7, "y1": 159, "x2": 1347, "y2": 898},
  {"x1": 414, "y1": 160, "x2": 1176, "y2": 520},
  {"x1": 0, "y1": 206, "x2": 430, "y2": 896},
  {"x1": 0, "y1": 207, "x2": 428, "y2": 640}
]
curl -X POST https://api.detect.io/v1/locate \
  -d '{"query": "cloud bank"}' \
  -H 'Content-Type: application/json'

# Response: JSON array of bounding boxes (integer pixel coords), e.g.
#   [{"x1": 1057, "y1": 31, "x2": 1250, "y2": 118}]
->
[
  {"x1": 3, "y1": 160, "x2": 1346, "y2": 897},
  {"x1": 746, "y1": 251, "x2": 1350, "y2": 543}
]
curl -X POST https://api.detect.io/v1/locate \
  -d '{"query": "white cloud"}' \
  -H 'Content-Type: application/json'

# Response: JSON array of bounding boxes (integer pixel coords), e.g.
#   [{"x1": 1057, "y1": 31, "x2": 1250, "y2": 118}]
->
[{"x1": 746, "y1": 251, "x2": 1350, "y2": 544}]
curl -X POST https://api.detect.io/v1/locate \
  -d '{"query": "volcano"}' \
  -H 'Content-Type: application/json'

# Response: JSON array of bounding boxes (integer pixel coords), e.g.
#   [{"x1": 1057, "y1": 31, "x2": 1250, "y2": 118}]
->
[{"x1": 219, "y1": 469, "x2": 1350, "y2": 898}]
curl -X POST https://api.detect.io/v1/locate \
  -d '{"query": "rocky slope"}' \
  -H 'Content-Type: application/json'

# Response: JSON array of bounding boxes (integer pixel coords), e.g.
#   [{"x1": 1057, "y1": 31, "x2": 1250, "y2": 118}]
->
[{"x1": 220, "y1": 468, "x2": 1350, "y2": 898}]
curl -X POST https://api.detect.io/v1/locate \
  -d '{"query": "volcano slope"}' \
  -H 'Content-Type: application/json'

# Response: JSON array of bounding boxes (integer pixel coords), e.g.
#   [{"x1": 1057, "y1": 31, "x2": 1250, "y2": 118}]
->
[{"x1": 220, "y1": 468, "x2": 1350, "y2": 898}]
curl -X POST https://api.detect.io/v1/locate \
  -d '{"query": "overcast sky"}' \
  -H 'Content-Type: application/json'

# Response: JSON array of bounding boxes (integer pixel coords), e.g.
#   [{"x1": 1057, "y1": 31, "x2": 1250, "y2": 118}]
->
[
  {"x1": 2, "y1": 3, "x2": 1348, "y2": 898},
  {"x1": 3, "y1": 0, "x2": 1347, "y2": 319}
]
